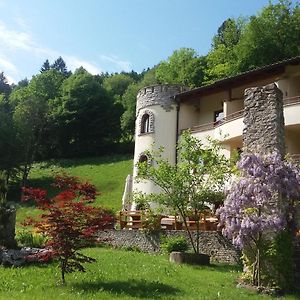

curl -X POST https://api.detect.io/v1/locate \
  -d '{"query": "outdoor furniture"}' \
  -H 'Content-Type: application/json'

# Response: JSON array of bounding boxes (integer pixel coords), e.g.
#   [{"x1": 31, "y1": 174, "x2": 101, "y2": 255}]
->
[
  {"x1": 160, "y1": 215, "x2": 182, "y2": 230},
  {"x1": 119, "y1": 210, "x2": 142, "y2": 229},
  {"x1": 118, "y1": 210, "x2": 218, "y2": 231}
]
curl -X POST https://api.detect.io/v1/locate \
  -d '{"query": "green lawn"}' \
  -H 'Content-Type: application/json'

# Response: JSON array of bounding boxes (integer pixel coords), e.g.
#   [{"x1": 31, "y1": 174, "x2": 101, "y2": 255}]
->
[
  {"x1": 1, "y1": 247, "x2": 299, "y2": 300},
  {"x1": 13, "y1": 154, "x2": 133, "y2": 226}
]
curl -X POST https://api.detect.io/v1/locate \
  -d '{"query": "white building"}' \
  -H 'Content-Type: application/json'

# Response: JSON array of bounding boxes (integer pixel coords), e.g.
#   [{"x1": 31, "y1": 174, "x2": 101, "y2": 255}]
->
[{"x1": 123, "y1": 56, "x2": 300, "y2": 210}]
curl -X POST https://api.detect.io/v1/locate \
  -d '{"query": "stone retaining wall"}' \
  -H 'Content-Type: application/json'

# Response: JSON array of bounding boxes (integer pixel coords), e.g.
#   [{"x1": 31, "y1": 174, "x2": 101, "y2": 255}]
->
[{"x1": 97, "y1": 230, "x2": 240, "y2": 265}]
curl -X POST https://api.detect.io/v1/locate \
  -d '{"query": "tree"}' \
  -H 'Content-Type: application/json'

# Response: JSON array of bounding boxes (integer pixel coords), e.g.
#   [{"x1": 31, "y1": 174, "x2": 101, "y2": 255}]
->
[
  {"x1": 137, "y1": 131, "x2": 230, "y2": 253},
  {"x1": 9, "y1": 69, "x2": 65, "y2": 183},
  {"x1": 103, "y1": 73, "x2": 134, "y2": 102},
  {"x1": 50, "y1": 68, "x2": 121, "y2": 157},
  {"x1": 0, "y1": 96, "x2": 21, "y2": 203},
  {"x1": 0, "y1": 72, "x2": 11, "y2": 99},
  {"x1": 40, "y1": 59, "x2": 50, "y2": 73},
  {"x1": 235, "y1": 0, "x2": 300, "y2": 72},
  {"x1": 204, "y1": 18, "x2": 244, "y2": 83},
  {"x1": 16, "y1": 78, "x2": 29, "y2": 89},
  {"x1": 156, "y1": 48, "x2": 207, "y2": 88},
  {"x1": 22, "y1": 174, "x2": 114, "y2": 284},
  {"x1": 217, "y1": 152, "x2": 300, "y2": 288},
  {"x1": 51, "y1": 57, "x2": 70, "y2": 76}
]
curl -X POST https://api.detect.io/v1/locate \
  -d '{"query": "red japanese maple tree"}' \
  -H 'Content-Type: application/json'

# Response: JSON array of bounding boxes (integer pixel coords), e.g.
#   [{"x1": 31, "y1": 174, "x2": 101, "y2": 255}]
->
[{"x1": 22, "y1": 174, "x2": 114, "y2": 284}]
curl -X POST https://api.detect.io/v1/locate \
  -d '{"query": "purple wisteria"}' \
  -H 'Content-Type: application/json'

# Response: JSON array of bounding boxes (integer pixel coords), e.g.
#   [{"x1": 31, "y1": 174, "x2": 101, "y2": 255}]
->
[{"x1": 217, "y1": 152, "x2": 300, "y2": 249}]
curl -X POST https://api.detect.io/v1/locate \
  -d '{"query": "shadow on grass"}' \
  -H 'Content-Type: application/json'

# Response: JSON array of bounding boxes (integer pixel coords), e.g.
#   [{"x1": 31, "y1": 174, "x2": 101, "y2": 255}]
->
[
  {"x1": 189, "y1": 263, "x2": 242, "y2": 273},
  {"x1": 7, "y1": 176, "x2": 58, "y2": 206},
  {"x1": 73, "y1": 279, "x2": 181, "y2": 298},
  {"x1": 285, "y1": 288, "x2": 300, "y2": 298}
]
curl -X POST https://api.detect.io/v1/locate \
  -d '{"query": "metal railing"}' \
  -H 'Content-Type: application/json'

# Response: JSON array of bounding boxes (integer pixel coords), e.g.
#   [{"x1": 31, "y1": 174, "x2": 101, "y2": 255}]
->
[
  {"x1": 190, "y1": 109, "x2": 244, "y2": 133},
  {"x1": 283, "y1": 95, "x2": 300, "y2": 106},
  {"x1": 190, "y1": 95, "x2": 300, "y2": 133},
  {"x1": 290, "y1": 154, "x2": 300, "y2": 164}
]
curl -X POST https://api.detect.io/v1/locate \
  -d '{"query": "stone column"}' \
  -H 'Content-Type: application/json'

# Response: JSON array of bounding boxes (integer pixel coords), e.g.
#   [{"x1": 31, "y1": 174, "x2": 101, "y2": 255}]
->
[
  {"x1": 243, "y1": 83, "x2": 300, "y2": 288},
  {"x1": 243, "y1": 83, "x2": 285, "y2": 156}
]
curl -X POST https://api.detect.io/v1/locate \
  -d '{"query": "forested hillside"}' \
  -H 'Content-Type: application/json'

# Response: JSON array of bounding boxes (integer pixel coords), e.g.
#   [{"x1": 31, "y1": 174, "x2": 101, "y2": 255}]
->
[{"x1": 0, "y1": 0, "x2": 299, "y2": 200}]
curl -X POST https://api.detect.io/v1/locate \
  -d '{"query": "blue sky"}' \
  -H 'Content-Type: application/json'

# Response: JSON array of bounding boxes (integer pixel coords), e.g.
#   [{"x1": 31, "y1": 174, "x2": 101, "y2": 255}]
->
[{"x1": 0, "y1": 0, "x2": 286, "y2": 83}]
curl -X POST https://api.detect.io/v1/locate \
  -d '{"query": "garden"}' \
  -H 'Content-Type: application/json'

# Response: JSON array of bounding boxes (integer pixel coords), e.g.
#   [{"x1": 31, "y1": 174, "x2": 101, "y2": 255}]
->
[{"x1": 0, "y1": 134, "x2": 300, "y2": 299}]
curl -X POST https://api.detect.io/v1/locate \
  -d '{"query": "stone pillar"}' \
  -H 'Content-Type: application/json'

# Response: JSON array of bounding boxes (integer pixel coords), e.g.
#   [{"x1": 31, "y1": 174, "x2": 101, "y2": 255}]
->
[
  {"x1": 243, "y1": 83, "x2": 300, "y2": 288},
  {"x1": 243, "y1": 83, "x2": 285, "y2": 156}
]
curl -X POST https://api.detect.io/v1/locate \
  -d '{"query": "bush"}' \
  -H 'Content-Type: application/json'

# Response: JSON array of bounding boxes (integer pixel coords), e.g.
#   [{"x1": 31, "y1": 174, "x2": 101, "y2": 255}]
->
[
  {"x1": 161, "y1": 236, "x2": 189, "y2": 253},
  {"x1": 16, "y1": 229, "x2": 48, "y2": 248},
  {"x1": 141, "y1": 211, "x2": 162, "y2": 234}
]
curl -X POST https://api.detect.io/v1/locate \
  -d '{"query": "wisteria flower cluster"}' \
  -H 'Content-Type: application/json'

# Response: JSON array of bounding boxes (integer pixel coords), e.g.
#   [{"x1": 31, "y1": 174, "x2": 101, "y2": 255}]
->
[{"x1": 217, "y1": 152, "x2": 300, "y2": 249}]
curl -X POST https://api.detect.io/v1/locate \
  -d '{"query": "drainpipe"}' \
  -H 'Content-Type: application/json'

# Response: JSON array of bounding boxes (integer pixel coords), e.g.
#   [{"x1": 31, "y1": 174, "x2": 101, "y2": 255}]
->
[{"x1": 175, "y1": 97, "x2": 180, "y2": 166}]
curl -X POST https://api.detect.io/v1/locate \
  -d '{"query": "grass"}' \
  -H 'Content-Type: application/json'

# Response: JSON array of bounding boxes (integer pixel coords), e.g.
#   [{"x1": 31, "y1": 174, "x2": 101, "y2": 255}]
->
[
  {"x1": 11, "y1": 154, "x2": 133, "y2": 226},
  {"x1": 1, "y1": 247, "x2": 299, "y2": 300}
]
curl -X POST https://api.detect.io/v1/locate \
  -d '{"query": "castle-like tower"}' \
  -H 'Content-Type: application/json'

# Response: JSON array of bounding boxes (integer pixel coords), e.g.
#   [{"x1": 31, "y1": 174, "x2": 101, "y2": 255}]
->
[{"x1": 130, "y1": 84, "x2": 188, "y2": 209}]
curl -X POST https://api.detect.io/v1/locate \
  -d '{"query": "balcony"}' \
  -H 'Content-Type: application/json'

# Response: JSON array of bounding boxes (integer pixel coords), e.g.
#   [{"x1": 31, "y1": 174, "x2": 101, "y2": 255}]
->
[
  {"x1": 290, "y1": 154, "x2": 300, "y2": 164},
  {"x1": 190, "y1": 96, "x2": 300, "y2": 135},
  {"x1": 190, "y1": 109, "x2": 244, "y2": 133}
]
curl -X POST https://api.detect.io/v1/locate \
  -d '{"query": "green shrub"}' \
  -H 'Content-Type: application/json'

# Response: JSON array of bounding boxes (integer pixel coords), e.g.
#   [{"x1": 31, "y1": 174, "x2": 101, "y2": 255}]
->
[
  {"x1": 141, "y1": 211, "x2": 162, "y2": 234},
  {"x1": 16, "y1": 229, "x2": 48, "y2": 248},
  {"x1": 161, "y1": 236, "x2": 189, "y2": 253}
]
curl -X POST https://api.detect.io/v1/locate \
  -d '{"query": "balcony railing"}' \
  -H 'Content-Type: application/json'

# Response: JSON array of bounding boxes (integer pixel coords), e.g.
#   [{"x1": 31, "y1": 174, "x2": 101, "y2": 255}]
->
[
  {"x1": 283, "y1": 95, "x2": 300, "y2": 106},
  {"x1": 190, "y1": 109, "x2": 244, "y2": 133},
  {"x1": 290, "y1": 154, "x2": 300, "y2": 164},
  {"x1": 190, "y1": 95, "x2": 300, "y2": 133}
]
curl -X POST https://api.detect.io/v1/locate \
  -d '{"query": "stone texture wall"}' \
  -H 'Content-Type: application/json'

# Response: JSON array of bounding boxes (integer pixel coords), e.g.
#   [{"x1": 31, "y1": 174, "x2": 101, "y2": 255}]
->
[
  {"x1": 136, "y1": 85, "x2": 189, "y2": 115},
  {"x1": 97, "y1": 230, "x2": 240, "y2": 265},
  {"x1": 243, "y1": 83, "x2": 285, "y2": 156},
  {"x1": 243, "y1": 83, "x2": 300, "y2": 287}
]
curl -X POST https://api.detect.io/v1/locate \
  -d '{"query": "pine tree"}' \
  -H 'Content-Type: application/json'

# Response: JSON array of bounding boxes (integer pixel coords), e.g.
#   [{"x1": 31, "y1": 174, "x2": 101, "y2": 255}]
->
[
  {"x1": 51, "y1": 57, "x2": 70, "y2": 76},
  {"x1": 0, "y1": 72, "x2": 11, "y2": 98},
  {"x1": 40, "y1": 59, "x2": 51, "y2": 73}
]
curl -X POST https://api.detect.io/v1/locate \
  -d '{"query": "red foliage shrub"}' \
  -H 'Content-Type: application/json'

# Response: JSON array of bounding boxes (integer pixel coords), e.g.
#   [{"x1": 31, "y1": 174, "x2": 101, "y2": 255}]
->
[{"x1": 22, "y1": 174, "x2": 114, "y2": 284}]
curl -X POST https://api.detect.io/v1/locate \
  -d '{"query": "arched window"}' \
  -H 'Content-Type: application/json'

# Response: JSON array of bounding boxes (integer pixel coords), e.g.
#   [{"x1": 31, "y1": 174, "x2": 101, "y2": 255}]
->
[
  {"x1": 138, "y1": 110, "x2": 154, "y2": 135},
  {"x1": 141, "y1": 114, "x2": 150, "y2": 134},
  {"x1": 139, "y1": 154, "x2": 148, "y2": 164},
  {"x1": 137, "y1": 153, "x2": 150, "y2": 175}
]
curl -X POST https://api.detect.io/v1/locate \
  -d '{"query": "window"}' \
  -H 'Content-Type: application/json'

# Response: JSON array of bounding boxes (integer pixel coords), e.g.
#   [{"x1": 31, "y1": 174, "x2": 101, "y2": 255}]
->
[
  {"x1": 141, "y1": 114, "x2": 150, "y2": 134},
  {"x1": 139, "y1": 154, "x2": 148, "y2": 164},
  {"x1": 214, "y1": 110, "x2": 224, "y2": 123},
  {"x1": 139, "y1": 110, "x2": 154, "y2": 135},
  {"x1": 137, "y1": 153, "x2": 150, "y2": 175}
]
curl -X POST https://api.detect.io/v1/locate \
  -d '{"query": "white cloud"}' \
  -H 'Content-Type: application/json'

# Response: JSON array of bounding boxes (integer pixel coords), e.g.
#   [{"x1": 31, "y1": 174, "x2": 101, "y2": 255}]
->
[
  {"x1": 0, "y1": 19, "x2": 132, "y2": 80},
  {"x1": 5, "y1": 74, "x2": 17, "y2": 84},
  {"x1": 0, "y1": 20, "x2": 102, "y2": 79},
  {"x1": 65, "y1": 56, "x2": 102, "y2": 75},
  {"x1": 99, "y1": 54, "x2": 132, "y2": 72},
  {"x1": 0, "y1": 56, "x2": 18, "y2": 73},
  {"x1": 0, "y1": 21, "x2": 33, "y2": 51}
]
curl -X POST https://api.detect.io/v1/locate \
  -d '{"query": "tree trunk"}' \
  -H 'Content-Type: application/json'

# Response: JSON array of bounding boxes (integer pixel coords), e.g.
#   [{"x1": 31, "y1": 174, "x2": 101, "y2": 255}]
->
[
  {"x1": 61, "y1": 260, "x2": 66, "y2": 285},
  {"x1": 178, "y1": 206, "x2": 197, "y2": 253}
]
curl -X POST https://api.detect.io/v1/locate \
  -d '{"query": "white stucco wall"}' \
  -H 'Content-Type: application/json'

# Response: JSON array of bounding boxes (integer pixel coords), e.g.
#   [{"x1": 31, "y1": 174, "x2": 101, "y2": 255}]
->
[
  {"x1": 132, "y1": 105, "x2": 178, "y2": 198},
  {"x1": 198, "y1": 92, "x2": 226, "y2": 124},
  {"x1": 284, "y1": 104, "x2": 300, "y2": 126},
  {"x1": 179, "y1": 101, "x2": 200, "y2": 131}
]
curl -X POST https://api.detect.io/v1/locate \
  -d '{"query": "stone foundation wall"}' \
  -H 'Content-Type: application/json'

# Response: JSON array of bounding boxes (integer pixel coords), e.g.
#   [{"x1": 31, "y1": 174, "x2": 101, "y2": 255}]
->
[{"x1": 97, "y1": 230, "x2": 240, "y2": 265}]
